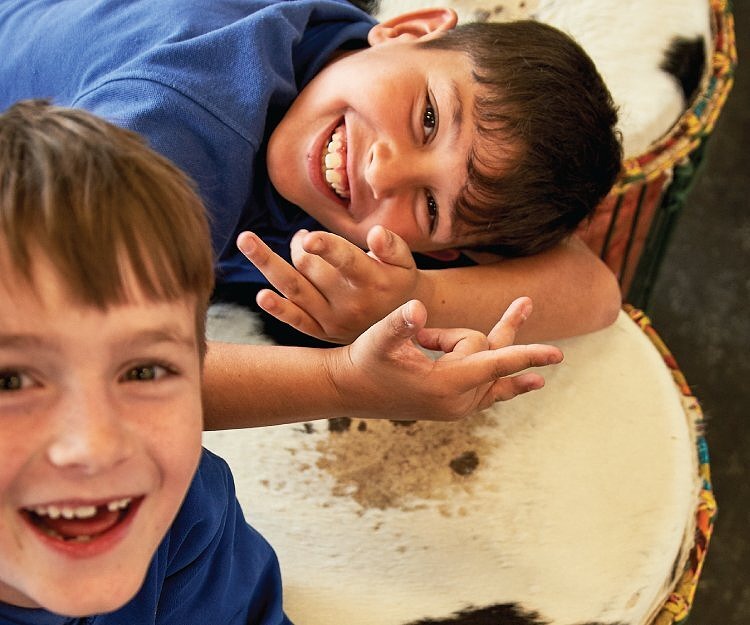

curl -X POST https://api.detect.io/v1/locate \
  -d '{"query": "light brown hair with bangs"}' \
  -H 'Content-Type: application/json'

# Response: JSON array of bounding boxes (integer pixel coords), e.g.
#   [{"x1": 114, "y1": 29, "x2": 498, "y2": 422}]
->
[
  {"x1": 0, "y1": 99, "x2": 215, "y2": 359},
  {"x1": 421, "y1": 20, "x2": 623, "y2": 257}
]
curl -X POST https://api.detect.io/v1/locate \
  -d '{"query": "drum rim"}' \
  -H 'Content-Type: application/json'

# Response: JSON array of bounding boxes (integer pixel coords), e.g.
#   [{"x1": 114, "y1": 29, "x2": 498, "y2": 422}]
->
[
  {"x1": 625, "y1": 305, "x2": 716, "y2": 625},
  {"x1": 612, "y1": 0, "x2": 737, "y2": 191}
]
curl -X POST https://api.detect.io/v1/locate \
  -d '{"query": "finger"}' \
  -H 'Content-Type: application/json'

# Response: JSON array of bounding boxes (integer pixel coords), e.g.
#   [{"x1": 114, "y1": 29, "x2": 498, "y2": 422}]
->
[
  {"x1": 366, "y1": 225, "x2": 417, "y2": 270},
  {"x1": 447, "y1": 343, "x2": 563, "y2": 392},
  {"x1": 416, "y1": 327, "x2": 490, "y2": 357},
  {"x1": 301, "y1": 231, "x2": 373, "y2": 286},
  {"x1": 237, "y1": 231, "x2": 323, "y2": 304},
  {"x1": 475, "y1": 372, "x2": 547, "y2": 410},
  {"x1": 289, "y1": 229, "x2": 338, "y2": 283},
  {"x1": 486, "y1": 296, "x2": 534, "y2": 349},
  {"x1": 288, "y1": 228, "x2": 311, "y2": 264},
  {"x1": 255, "y1": 289, "x2": 330, "y2": 341},
  {"x1": 365, "y1": 299, "x2": 428, "y2": 350}
]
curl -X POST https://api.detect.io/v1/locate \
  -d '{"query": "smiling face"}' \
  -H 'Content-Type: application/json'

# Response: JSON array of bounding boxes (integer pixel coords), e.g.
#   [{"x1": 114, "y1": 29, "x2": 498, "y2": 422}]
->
[
  {"x1": 0, "y1": 253, "x2": 203, "y2": 616},
  {"x1": 266, "y1": 10, "x2": 480, "y2": 253}
]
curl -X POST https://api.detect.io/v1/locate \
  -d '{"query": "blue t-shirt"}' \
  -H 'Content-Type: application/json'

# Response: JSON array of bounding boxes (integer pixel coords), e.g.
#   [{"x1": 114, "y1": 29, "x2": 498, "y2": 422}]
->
[
  {"x1": 0, "y1": 449, "x2": 291, "y2": 625},
  {"x1": 0, "y1": 0, "x2": 375, "y2": 286}
]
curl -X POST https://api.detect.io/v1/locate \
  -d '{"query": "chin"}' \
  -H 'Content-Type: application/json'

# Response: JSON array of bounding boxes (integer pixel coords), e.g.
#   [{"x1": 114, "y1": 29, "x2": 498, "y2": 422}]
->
[
  {"x1": 27, "y1": 568, "x2": 147, "y2": 618},
  {"x1": 41, "y1": 585, "x2": 140, "y2": 618}
]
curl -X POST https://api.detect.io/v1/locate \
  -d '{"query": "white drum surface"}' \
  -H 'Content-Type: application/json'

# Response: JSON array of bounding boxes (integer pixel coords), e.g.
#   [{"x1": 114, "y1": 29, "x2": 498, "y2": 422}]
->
[{"x1": 204, "y1": 308, "x2": 700, "y2": 625}]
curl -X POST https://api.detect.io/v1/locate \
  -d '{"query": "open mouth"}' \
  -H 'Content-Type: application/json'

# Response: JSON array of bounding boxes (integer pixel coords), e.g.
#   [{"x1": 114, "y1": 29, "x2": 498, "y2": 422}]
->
[
  {"x1": 21, "y1": 496, "x2": 141, "y2": 543},
  {"x1": 322, "y1": 121, "x2": 350, "y2": 200}
]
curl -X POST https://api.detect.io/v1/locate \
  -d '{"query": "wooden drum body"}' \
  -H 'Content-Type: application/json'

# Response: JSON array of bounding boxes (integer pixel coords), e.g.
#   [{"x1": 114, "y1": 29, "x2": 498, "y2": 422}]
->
[{"x1": 204, "y1": 306, "x2": 714, "y2": 625}]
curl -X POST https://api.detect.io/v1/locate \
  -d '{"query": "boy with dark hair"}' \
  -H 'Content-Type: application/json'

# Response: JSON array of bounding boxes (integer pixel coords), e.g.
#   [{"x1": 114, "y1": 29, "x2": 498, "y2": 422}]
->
[
  {"x1": 246, "y1": 14, "x2": 623, "y2": 343},
  {"x1": 0, "y1": 99, "x2": 561, "y2": 622},
  {"x1": 0, "y1": 0, "x2": 622, "y2": 349}
]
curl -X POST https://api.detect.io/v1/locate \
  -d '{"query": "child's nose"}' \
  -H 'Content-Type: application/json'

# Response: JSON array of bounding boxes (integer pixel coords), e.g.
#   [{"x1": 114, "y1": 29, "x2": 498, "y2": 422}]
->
[
  {"x1": 365, "y1": 140, "x2": 430, "y2": 199},
  {"x1": 46, "y1": 386, "x2": 135, "y2": 474}
]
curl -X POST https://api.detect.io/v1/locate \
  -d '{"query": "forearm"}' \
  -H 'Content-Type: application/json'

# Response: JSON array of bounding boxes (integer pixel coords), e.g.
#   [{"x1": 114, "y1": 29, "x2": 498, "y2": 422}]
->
[
  {"x1": 202, "y1": 297, "x2": 565, "y2": 431},
  {"x1": 202, "y1": 341, "x2": 347, "y2": 430},
  {"x1": 415, "y1": 237, "x2": 621, "y2": 342}
]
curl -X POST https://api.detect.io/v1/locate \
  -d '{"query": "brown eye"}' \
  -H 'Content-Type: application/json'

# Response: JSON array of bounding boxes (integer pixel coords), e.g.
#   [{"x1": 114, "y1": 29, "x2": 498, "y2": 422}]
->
[
  {"x1": 124, "y1": 365, "x2": 164, "y2": 382},
  {"x1": 0, "y1": 371, "x2": 23, "y2": 391},
  {"x1": 422, "y1": 103, "x2": 437, "y2": 139},
  {"x1": 426, "y1": 192, "x2": 438, "y2": 231}
]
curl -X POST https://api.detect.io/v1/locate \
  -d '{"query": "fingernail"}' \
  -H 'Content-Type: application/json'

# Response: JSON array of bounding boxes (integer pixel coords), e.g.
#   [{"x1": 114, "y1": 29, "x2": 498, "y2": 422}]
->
[
  {"x1": 239, "y1": 235, "x2": 255, "y2": 254},
  {"x1": 520, "y1": 300, "x2": 532, "y2": 320},
  {"x1": 529, "y1": 378, "x2": 544, "y2": 390},
  {"x1": 403, "y1": 301, "x2": 415, "y2": 327}
]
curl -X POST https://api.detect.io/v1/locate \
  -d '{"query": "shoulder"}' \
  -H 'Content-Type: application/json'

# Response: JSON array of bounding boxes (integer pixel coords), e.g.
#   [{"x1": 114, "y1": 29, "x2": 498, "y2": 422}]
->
[
  {"x1": 164, "y1": 448, "x2": 236, "y2": 561},
  {"x1": 155, "y1": 449, "x2": 290, "y2": 624}
]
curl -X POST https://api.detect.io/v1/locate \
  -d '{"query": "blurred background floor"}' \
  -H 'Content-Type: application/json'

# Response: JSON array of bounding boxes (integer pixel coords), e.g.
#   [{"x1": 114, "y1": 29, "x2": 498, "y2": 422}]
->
[{"x1": 647, "y1": 2, "x2": 748, "y2": 622}]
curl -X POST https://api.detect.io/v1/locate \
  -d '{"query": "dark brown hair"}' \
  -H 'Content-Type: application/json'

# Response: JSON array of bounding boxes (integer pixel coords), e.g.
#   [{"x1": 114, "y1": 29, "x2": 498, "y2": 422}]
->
[
  {"x1": 0, "y1": 100, "x2": 215, "y2": 357},
  {"x1": 421, "y1": 20, "x2": 623, "y2": 256}
]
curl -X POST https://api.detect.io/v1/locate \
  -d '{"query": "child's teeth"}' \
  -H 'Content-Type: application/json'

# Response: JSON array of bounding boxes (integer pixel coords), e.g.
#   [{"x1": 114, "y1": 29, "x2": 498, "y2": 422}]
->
[
  {"x1": 107, "y1": 498, "x2": 132, "y2": 512},
  {"x1": 31, "y1": 498, "x2": 131, "y2": 518},
  {"x1": 325, "y1": 170, "x2": 343, "y2": 184},
  {"x1": 60, "y1": 505, "x2": 97, "y2": 520},
  {"x1": 325, "y1": 152, "x2": 343, "y2": 168},
  {"x1": 74, "y1": 505, "x2": 97, "y2": 519},
  {"x1": 322, "y1": 123, "x2": 349, "y2": 199}
]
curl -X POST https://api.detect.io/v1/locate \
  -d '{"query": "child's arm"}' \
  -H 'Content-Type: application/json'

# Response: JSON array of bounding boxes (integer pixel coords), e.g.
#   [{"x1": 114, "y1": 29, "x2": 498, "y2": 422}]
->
[
  {"x1": 202, "y1": 297, "x2": 562, "y2": 430},
  {"x1": 238, "y1": 227, "x2": 621, "y2": 344}
]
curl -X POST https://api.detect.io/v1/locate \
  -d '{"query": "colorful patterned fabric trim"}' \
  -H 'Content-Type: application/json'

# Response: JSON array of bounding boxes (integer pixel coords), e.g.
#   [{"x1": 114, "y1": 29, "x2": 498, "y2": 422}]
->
[
  {"x1": 624, "y1": 305, "x2": 717, "y2": 625},
  {"x1": 613, "y1": 0, "x2": 737, "y2": 189},
  {"x1": 577, "y1": 0, "x2": 737, "y2": 305}
]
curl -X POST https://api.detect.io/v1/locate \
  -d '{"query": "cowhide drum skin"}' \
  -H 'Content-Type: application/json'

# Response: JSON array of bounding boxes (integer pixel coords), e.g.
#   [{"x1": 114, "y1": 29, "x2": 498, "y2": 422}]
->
[{"x1": 204, "y1": 307, "x2": 700, "y2": 625}]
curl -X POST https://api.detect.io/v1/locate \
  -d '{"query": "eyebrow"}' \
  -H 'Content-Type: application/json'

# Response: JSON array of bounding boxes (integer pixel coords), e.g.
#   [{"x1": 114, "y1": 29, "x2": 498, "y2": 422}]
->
[
  {"x1": 449, "y1": 79, "x2": 464, "y2": 134},
  {"x1": 432, "y1": 79, "x2": 465, "y2": 243},
  {"x1": 0, "y1": 327, "x2": 196, "y2": 353},
  {"x1": 119, "y1": 327, "x2": 196, "y2": 351},
  {"x1": 0, "y1": 334, "x2": 50, "y2": 350}
]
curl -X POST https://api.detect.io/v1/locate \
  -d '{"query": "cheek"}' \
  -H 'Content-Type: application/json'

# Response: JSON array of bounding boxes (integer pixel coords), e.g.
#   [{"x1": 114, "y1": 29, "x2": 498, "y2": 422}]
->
[
  {"x1": 147, "y1": 399, "x2": 203, "y2": 483},
  {"x1": 0, "y1": 430, "x2": 42, "y2": 503}
]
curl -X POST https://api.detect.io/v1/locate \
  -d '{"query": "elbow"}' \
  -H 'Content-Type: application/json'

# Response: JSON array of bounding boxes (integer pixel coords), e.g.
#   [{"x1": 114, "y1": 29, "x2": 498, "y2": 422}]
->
[{"x1": 591, "y1": 264, "x2": 622, "y2": 331}]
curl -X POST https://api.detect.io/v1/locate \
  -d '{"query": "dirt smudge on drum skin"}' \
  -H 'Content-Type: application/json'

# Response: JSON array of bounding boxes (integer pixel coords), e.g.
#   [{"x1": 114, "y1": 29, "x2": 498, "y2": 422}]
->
[{"x1": 316, "y1": 413, "x2": 495, "y2": 511}]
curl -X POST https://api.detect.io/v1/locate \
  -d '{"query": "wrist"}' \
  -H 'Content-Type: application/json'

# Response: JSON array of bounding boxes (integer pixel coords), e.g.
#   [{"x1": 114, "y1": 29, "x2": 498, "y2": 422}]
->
[
  {"x1": 412, "y1": 268, "x2": 435, "y2": 312},
  {"x1": 321, "y1": 345, "x2": 357, "y2": 416}
]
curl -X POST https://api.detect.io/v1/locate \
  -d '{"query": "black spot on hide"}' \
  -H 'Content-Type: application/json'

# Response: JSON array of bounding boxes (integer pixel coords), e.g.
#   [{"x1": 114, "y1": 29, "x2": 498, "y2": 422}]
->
[
  {"x1": 328, "y1": 417, "x2": 352, "y2": 432},
  {"x1": 402, "y1": 603, "x2": 629, "y2": 625},
  {"x1": 660, "y1": 36, "x2": 706, "y2": 104},
  {"x1": 449, "y1": 450, "x2": 480, "y2": 476},
  {"x1": 402, "y1": 603, "x2": 547, "y2": 625}
]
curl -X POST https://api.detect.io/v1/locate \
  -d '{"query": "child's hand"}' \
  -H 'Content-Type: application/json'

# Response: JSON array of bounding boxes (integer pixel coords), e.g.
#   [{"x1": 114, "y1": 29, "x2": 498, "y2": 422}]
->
[
  {"x1": 325, "y1": 296, "x2": 563, "y2": 421},
  {"x1": 237, "y1": 226, "x2": 421, "y2": 344}
]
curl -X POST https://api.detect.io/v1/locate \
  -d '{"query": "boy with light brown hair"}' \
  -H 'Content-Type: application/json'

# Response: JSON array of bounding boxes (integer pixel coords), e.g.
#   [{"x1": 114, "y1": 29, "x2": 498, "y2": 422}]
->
[{"x1": 0, "y1": 100, "x2": 561, "y2": 622}]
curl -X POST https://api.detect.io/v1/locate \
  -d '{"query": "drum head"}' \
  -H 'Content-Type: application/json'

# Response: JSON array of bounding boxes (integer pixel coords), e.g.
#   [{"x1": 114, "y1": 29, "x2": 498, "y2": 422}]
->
[{"x1": 205, "y1": 307, "x2": 705, "y2": 625}]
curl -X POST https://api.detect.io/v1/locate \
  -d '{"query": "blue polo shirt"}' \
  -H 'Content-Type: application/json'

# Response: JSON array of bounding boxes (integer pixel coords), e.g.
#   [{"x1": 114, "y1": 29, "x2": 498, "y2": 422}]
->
[
  {"x1": 0, "y1": 449, "x2": 291, "y2": 625},
  {"x1": 0, "y1": 0, "x2": 375, "y2": 286}
]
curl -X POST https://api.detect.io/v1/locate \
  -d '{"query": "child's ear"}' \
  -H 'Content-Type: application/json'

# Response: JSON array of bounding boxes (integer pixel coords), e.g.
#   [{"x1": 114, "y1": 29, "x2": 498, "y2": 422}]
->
[
  {"x1": 367, "y1": 8, "x2": 458, "y2": 46},
  {"x1": 420, "y1": 248, "x2": 462, "y2": 262}
]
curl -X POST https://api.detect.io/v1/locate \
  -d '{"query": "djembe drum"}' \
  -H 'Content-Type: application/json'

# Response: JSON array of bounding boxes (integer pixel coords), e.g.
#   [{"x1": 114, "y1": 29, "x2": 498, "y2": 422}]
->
[
  {"x1": 204, "y1": 304, "x2": 714, "y2": 625},
  {"x1": 575, "y1": 0, "x2": 737, "y2": 307}
]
